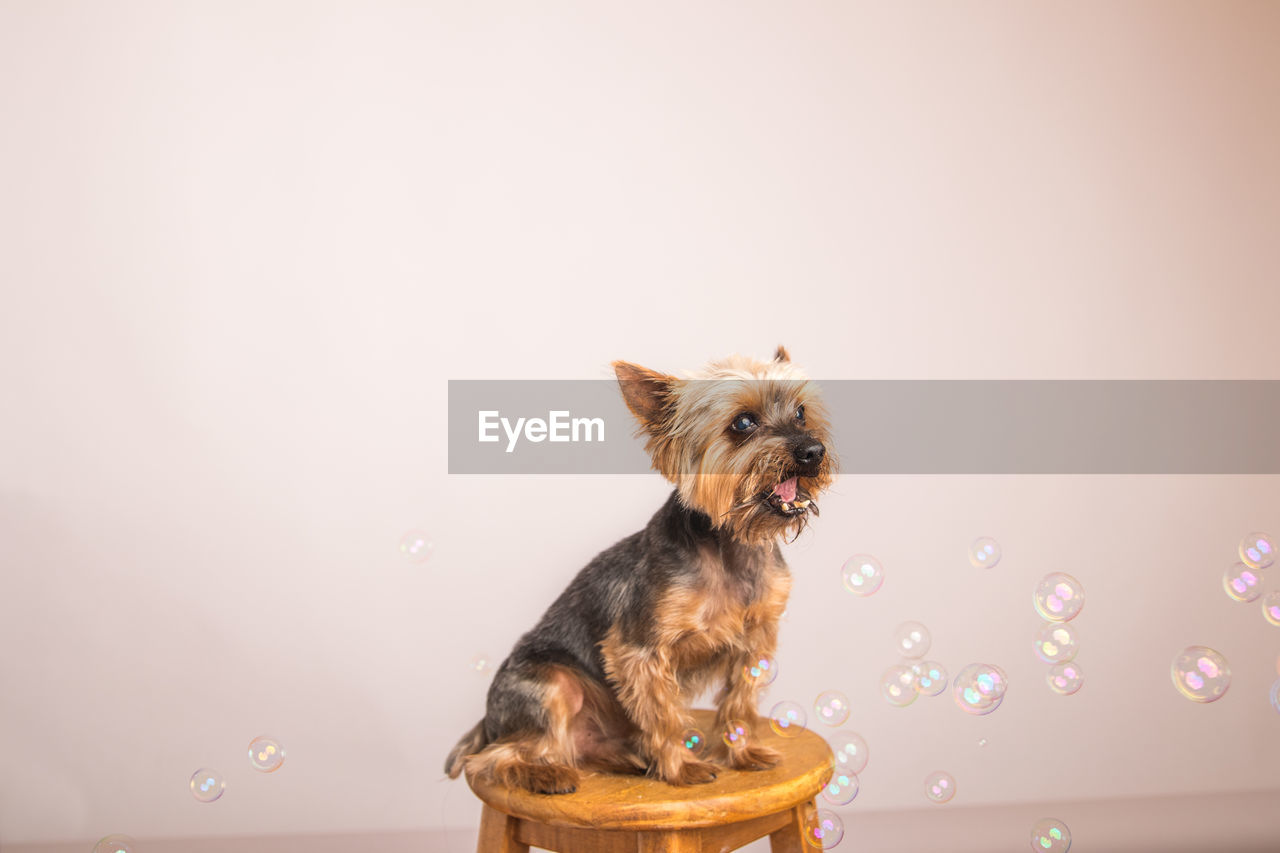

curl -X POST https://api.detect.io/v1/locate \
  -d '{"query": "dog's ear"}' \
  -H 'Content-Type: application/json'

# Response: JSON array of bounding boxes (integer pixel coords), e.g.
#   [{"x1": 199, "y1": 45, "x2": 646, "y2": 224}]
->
[
  {"x1": 774, "y1": 345, "x2": 791, "y2": 363},
  {"x1": 613, "y1": 361, "x2": 675, "y2": 433}
]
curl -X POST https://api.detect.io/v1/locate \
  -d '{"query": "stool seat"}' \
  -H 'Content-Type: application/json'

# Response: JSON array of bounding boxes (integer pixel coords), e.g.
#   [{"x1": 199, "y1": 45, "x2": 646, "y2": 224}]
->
[{"x1": 465, "y1": 709, "x2": 835, "y2": 852}]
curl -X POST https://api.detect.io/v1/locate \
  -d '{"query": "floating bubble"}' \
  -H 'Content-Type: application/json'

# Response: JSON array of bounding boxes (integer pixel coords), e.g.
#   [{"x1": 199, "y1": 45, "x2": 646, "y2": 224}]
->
[
  {"x1": 977, "y1": 738, "x2": 988, "y2": 747},
  {"x1": 93, "y1": 836, "x2": 137, "y2": 853},
  {"x1": 1046, "y1": 662, "x2": 1083, "y2": 695},
  {"x1": 912, "y1": 660, "x2": 948, "y2": 696},
  {"x1": 769, "y1": 701, "x2": 807, "y2": 737},
  {"x1": 1034, "y1": 623, "x2": 1079, "y2": 664},
  {"x1": 893, "y1": 621, "x2": 931, "y2": 659},
  {"x1": 1240, "y1": 532, "x2": 1276, "y2": 570},
  {"x1": 1264, "y1": 592, "x2": 1280, "y2": 627},
  {"x1": 969, "y1": 537, "x2": 1002, "y2": 569},
  {"x1": 189, "y1": 768, "x2": 225, "y2": 803},
  {"x1": 953, "y1": 663, "x2": 1006, "y2": 715},
  {"x1": 469, "y1": 653, "x2": 493, "y2": 674},
  {"x1": 821, "y1": 770, "x2": 860, "y2": 806},
  {"x1": 880, "y1": 664, "x2": 918, "y2": 707},
  {"x1": 924, "y1": 770, "x2": 956, "y2": 803},
  {"x1": 803, "y1": 809, "x2": 845, "y2": 849},
  {"x1": 743, "y1": 655, "x2": 779, "y2": 686},
  {"x1": 1222, "y1": 563, "x2": 1262, "y2": 603},
  {"x1": 680, "y1": 727, "x2": 707, "y2": 757},
  {"x1": 399, "y1": 530, "x2": 433, "y2": 563},
  {"x1": 1271, "y1": 679, "x2": 1280, "y2": 713},
  {"x1": 813, "y1": 690, "x2": 850, "y2": 727},
  {"x1": 829, "y1": 730, "x2": 869, "y2": 775},
  {"x1": 1033, "y1": 573, "x2": 1085, "y2": 622},
  {"x1": 1171, "y1": 646, "x2": 1231, "y2": 702},
  {"x1": 248, "y1": 736, "x2": 285, "y2": 773},
  {"x1": 1030, "y1": 817, "x2": 1072, "y2": 852},
  {"x1": 722, "y1": 719, "x2": 750, "y2": 750},
  {"x1": 841, "y1": 554, "x2": 884, "y2": 596}
]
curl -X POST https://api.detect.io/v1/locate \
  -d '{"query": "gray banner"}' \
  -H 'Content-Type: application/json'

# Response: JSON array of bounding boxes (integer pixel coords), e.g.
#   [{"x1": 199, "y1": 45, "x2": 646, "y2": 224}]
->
[{"x1": 448, "y1": 380, "x2": 1280, "y2": 474}]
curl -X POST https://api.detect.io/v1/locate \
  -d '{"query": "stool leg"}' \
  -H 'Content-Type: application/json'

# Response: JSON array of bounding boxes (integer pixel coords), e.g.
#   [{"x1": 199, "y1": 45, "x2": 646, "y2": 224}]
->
[
  {"x1": 769, "y1": 799, "x2": 817, "y2": 853},
  {"x1": 477, "y1": 803, "x2": 529, "y2": 853}
]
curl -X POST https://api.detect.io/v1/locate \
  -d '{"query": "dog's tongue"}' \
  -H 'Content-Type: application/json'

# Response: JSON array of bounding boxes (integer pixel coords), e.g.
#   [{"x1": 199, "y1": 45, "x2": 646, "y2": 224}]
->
[{"x1": 773, "y1": 477, "x2": 798, "y2": 503}]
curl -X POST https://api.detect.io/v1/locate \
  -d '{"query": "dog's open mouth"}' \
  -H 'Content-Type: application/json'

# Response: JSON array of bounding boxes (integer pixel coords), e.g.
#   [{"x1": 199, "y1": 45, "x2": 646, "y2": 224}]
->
[{"x1": 764, "y1": 476, "x2": 811, "y2": 516}]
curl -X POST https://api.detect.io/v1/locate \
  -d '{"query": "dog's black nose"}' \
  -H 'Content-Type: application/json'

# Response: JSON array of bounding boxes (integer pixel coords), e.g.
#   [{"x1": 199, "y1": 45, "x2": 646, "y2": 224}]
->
[{"x1": 793, "y1": 441, "x2": 825, "y2": 467}]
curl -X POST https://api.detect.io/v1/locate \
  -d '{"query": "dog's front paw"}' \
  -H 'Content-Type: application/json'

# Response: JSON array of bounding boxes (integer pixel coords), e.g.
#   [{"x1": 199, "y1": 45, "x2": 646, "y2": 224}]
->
[
  {"x1": 725, "y1": 743, "x2": 781, "y2": 771},
  {"x1": 505, "y1": 763, "x2": 580, "y2": 795},
  {"x1": 668, "y1": 759, "x2": 719, "y2": 786}
]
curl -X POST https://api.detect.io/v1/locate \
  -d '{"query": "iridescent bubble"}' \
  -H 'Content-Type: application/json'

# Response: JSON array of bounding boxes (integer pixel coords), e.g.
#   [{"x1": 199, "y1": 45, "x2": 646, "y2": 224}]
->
[
  {"x1": 1171, "y1": 646, "x2": 1231, "y2": 702},
  {"x1": 969, "y1": 536, "x2": 1002, "y2": 569},
  {"x1": 953, "y1": 663, "x2": 1006, "y2": 715},
  {"x1": 813, "y1": 690, "x2": 850, "y2": 727},
  {"x1": 1033, "y1": 573, "x2": 1085, "y2": 622},
  {"x1": 893, "y1": 621, "x2": 931, "y2": 659},
  {"x1": 924, "y1": 770, "x2": 956, "y2": 803},
  {"x1": 769, "y1": 700, "x2": 807, "y2": 737},
  {"x1": 1263, "y1": 591, "x2": 1280, "y2": 627},
  {"x1": 1271, "y1": 679, "x2": 1280, "y2": 713},
  {"x1": 880, "y1": 664, "x2": 918, "y2": 707},
  {"x1": 829, "y1": 730, "x2": 869, "y2": 775},
  {"x1": 722, "y1": 719, "x2": 750, "y2": 750},
  {"x1": 248, "y1": 736, "x2": 285, "y2": 773},
  {"x1": 1046, "y1": 661, "x2": 1083, "y2": 695},
  {"x1": 93, "y1": 836, "x2": 137, "y2": 853},
  {"x1": 821, "y1": 770, "x2": 860, "y2": 806},
  {"x1": 1034, "y1": 623, "x2": 1079, "y2": 664},
  {"x1": 399, "y1": 530, "x2": 433, "y2": 563},
  {"x1": 743, "y1": 655, "x2": 779, "y2": 686},
  {"x1": 912, "y1": 660, "x2": 948, "y2": 696},
  {"x1": 841, "y1": 554, "x2": 884, "y2": 596},
  {"x1": 803, "y1": 809, "x2": 845, "y2": 849},
  {"x1": 469, "y1": 653, "x2": 493, "y2": 674},
  {"x1": 977, "y1": 738, "x2": 988, "y2": 747},
  {"x1": 1222, "y1": 563, "x2": 1262, "y2": 603},
  {"x1": 1030, "y1": 817, "x2": 1072, "y2": 852},
  {"x1": 189, "y1": 768, "x2": 225, "y2": 803},
  {"x1": 679, "y1": 727, "x2": 707, "y2": 757},
  {"x1": 1240, "y1": 532, "x2": 1276, "y2": 570}
]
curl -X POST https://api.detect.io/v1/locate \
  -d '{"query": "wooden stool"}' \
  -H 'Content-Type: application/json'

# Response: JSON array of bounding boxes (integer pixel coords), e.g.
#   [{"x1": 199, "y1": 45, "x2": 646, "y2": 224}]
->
[{"x1": 465, "y1": 709, "x2": 834, "y2": 853}]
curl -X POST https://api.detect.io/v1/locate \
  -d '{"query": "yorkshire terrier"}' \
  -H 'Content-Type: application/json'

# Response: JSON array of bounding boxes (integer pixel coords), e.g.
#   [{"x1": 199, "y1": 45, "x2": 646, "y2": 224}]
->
[{"x1": 445, "y1": 347, "x2": 835, "y2": 794}]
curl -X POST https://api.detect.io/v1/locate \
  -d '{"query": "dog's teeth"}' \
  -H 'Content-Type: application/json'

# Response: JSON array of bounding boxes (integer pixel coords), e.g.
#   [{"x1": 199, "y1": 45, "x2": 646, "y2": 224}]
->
[
  {"x1": 780, "y1": 502, "x2": 792, "y2": 511},
  {"x1": 795, "y1": 499, "x2": 810, "y2": 508}
]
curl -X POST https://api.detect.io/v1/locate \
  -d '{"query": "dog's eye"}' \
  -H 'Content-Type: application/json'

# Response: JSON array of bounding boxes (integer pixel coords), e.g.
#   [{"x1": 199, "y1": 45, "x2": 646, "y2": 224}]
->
[
  {"x1": 730, "y1": 413, "x2": 758, "y2": 433},
  {"x1": 795, "y1": 405, "x2": 805, "y2": 422}
]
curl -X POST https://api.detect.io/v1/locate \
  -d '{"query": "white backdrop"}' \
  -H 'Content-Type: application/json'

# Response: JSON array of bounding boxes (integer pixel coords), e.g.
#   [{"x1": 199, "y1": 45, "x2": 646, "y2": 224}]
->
[{"x1": 2, "y1": 2, "x2": 1278, "y2": 851}]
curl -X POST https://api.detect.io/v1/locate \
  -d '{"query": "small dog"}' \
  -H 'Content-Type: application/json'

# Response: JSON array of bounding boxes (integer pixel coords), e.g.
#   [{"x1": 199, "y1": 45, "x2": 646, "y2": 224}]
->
[{"x1": 445, "y1": 347, "x2": 835, "y2": 793}]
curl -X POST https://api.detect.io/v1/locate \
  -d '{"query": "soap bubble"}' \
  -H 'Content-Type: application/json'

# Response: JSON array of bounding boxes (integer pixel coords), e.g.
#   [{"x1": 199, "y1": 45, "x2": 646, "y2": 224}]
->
[
  {"x1": 1046, "y1": 662, "x2": 1084, "y2": 695},
  {"x1": 93, "y1": 836, "x2": 137, "y2": 853},
  {"x1": 1223, "y1": 563, "x2": 1262, "y2": 603},
  {"x1": 880, "y1": 664, "x2": 918, "y2": 707},
  {"x1": 821, "y1": 770, "x2": 860, "y2": 806},
  {"x1": 1171, "y1": 646, "x2": 1231, "y2": 702},
  {"x1": 1033, "y1": 573, "x2": 1085, "y2": 622},
  {"x1": 969, "y1": 537, "x2": 1002, "y2": 569},
  {"x1": 912, "y1": 661, "x2": 948, "y2": 696},
  {"x1": 829, "y1": 730, "x2": 869, "y2": 775},
  {"x1": 953, "y1": 663, "x2": 1006, "y2": 715},
  {"x1": 722, "y1": 719, "x2": 750, "y2": 749},
  {"x1": 1240, "y1": 532, "x2": 1275, "y2": 570},
  {"x1": 1271, "y1": 679, "x2": 1280, "y2": 713},
  {"x1": 399, "y1": 530, "x2": 433, "y2": 563},
  {"x1": 813, "y1": 690, "x2": 851, "y2": 726},
  {"x1": 189, "y1": 768, "x2": 225, "y2": 803},
  {"x1": 1034, "y1": 623, "x2": 1079, "y2": 664},
  {"x1": 803, "y1": 809, "x2": 845, "y2": 849},
  {"x1": 1264, "y1": 592, "x2": 1280, "y2": 627},
  {"x1": 842, "y1": 554, "x2": 884, "y2": 596},
  {"x1": 679, "y1": 727, "x2": 707, "y2": 757},
  {"x1": 893, "y1": 621, "x2": 931, "y2": 659},
  {"x1": 769, "y1": 701, "x2": 807, "y2": 737},
  {"x1": 744, "y1": 655, "x2": 779, "y2": 686},
  {"x1": 1030, "y1": 817, "x2": 1072, "y2": 851},
  {"x1": 248, "y1": 736, "x2": 285, "y2": 773},
  {"x1": 924, "y1": 770, "x2": 956, "y2": 803}
]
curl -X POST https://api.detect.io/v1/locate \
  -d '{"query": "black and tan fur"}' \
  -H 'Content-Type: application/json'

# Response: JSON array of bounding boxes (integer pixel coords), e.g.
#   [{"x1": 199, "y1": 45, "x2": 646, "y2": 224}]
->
[{"x1": 445, "y1": 347, "x2": 835, "y2": 793}]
